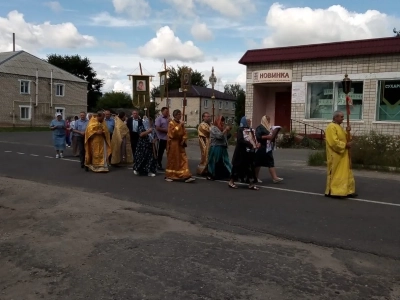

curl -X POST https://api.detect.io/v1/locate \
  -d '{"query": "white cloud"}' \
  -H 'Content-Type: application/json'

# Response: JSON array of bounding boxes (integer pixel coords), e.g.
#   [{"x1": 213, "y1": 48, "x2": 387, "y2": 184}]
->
[
  {"x1": 195, "y1": 0, "x2": 255, "y2": 17},
  {"x1": 138, "y1": 26, "x2": 204, "y2": 62},
  {"x1": 102, "y1": 40, "x2": 127, "y2": 48},
  {"x1": 44, "y1": 1, "x2": 64, "y2": 13},
  {"x1": 90, "y1": 12, "x2": 143, "y2": 27},
  {"x1": 113, "y1": 0, "x2": 151, "y2": 18},
  {"x1": 165, "y1": 0, "x2": 195, "y2": 15},
  {"x1": 263, "y1": 3, "x2": 397, "y2": 47},
  {"x1": 191, "y1": 22, "x2": 214, "y2": 41},
  {"x1": 0, "y1": 10, "x2": 96, "y2": 52}
]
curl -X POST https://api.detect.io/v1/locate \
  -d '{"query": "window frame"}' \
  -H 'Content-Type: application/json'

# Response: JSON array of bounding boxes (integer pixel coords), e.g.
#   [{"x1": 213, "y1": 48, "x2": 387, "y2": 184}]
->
[
  {"x1": 19, "y1": 80, "x2": 31, "y2": 95},
  {"x1": 204, "y1": 99, "x2": 208, "y2": 108},
  {"x1": 55, "y1": 83, "x2": 65, "y2": 97},
  {"x1": 376, "y1": 79, "x2": 400, "y2": 122},
  {"x1": 232, "y1": 102, "x2": 235, "y2": 111},
  {"x1": 19, "y1": 105, "x2": 31, "y2": 120},
  {"x1": 55, "y1": 107, "x2": 65, "y2": 119},
  {"x1": 218, "y1": 101, "x2": 223, "y2": 110}
]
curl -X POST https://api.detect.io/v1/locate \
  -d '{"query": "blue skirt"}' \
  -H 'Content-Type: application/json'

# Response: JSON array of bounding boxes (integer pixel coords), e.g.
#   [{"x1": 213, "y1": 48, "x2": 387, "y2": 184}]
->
[
  {"x1": 208, "y1": 145, "x2": 232, "y2": 179},
  {"x1": 53, "y1": 134, "x2": 66, "y2": 150}
]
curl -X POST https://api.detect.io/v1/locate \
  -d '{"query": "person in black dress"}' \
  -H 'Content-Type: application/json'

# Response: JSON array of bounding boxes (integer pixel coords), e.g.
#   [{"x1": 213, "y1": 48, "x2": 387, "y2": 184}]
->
[{"x1": 228, "y1": 116, "x2": 259, "y2": 190}]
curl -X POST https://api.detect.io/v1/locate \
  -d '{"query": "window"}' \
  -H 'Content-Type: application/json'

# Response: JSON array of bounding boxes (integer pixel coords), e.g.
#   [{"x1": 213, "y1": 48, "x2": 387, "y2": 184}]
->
[
  {"x1": 219, "y1": 101, "x2": 223, "y2": 109},
  {"x1": 184, "y1": 114, "x2": 187, "y2": 122},
  {"x1": 225, "y1": 101, "x2": 229, "y2": 110},
  {"x1": 20, "y1": 80, "x2": 30, "y2": 94},
  {"x1": 166, "y1": 98, "x2": 171, "y2": 106},
  {"x1": 232, "y1": 102, "x2": 235, "y2": 110},
  {"x1": 307, "y1": 81, "x2": 363, "y2": 120},
  {"x1": 204, "y1": 99, "x2": 208, "y2": 108},
  {"x1": 55, "y1": 84, "x2": 65, "y2": 96},
  {"x1": 55, "y1": 107, "x2": 65, "y2": 119},
  {"x1": 377, "y1": 80, "x2": 400, "y2": 122},
  {"x1": 19, "y1": 105, "x2": 31, "y2": 120}
]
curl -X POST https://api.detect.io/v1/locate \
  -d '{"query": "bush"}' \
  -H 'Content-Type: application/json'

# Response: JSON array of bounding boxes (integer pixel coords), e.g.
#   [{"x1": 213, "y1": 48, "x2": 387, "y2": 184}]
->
[
  {"x1": 351, "y1": 132, "x2": 400, "y2": 168},
  {"x1": 308, "y1": 150, "x2": 326, "y2": 166}
]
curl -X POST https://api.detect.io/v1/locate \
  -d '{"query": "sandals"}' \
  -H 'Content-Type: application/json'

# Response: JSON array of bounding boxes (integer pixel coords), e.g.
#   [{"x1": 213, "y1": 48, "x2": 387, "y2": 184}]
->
[
  {"x1": 206, "y1": 176, "x2": 214, "y2": 181},
  {"x1": 248, "y1": 185, "x2": 259, "y2": 190},
  {"x1": 228, "y1": 182, "x2": 238, "y2": 189}
]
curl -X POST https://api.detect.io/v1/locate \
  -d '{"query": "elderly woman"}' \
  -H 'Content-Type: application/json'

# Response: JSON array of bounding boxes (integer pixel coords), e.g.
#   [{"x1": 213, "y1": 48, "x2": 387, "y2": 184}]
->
[
  {"x1": 50, "y1": 112, "x2": 66, "y2": 158},
  {"x1": 254, "y1": 115, "x2": 283, "y2": 183},
  {"x1": 228, "y1": 116, "x2": 259, "y2": 190},
  {"x1": 207, "y1": 116, "x2": 232, "y2": 181}
]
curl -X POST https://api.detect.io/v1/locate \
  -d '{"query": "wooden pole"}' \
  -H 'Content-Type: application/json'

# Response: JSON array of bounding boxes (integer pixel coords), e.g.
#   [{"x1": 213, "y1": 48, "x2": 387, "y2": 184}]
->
[
  {"x1": 139, "y1": 62, "x2": 143, "y2": 75},
  {"x1": 346, "y1": 94, "x2": 352, "y2": 168},
  {"x1": 165, "y1": 59, "x2": 169, "y2": 109}
]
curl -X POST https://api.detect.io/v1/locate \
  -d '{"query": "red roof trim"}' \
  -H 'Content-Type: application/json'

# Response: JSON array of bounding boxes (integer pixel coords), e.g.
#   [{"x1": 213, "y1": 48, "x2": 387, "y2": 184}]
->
[{"x1": 239, "y1": 37, "x2": 400, "y2": 65}]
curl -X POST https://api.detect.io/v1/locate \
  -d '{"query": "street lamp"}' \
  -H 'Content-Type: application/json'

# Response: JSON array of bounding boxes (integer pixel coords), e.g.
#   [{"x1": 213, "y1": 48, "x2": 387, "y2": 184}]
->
[{"x1": 209, "y1": 67, "x2": 217, "y2": 122}]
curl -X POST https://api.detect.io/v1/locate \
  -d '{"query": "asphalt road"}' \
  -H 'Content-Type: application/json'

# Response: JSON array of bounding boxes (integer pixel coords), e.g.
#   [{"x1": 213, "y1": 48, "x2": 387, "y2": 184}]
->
[{"x1": 1, "y1": 132, "x2": 400, "y2": 260}]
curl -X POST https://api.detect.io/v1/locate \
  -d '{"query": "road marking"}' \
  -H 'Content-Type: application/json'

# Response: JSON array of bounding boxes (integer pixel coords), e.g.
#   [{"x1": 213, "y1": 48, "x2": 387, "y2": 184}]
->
[
  {"x1": 61, "y1": 158, "x2": 79, "y2": 163},
  {"x1": 4, "y1": 150, "x2": 12, "y2": 153},
  {"x1": 192, "y1": 176, "x2": 400, "y2": 208},
  {"x1": 30, "y1": 154, "x2": 39, "y2": 157},
  {"x1": 44, "y1": 156, "x2": 54, "y2": 159},
  {"x1": 16, "y1": 152, "x2": 25, "y2": 155}
]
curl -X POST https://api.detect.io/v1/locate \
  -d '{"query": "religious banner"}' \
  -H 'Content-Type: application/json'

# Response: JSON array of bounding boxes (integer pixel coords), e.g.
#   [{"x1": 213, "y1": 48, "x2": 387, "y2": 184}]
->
[
  {"x1": 130, "y1": 75, "x2": 150, "y2": 107},
  {"x1": 180, "y1": 67, "x2": 192, "y2": 92},
  {"x1": 158, "y1": 70, "x2": 168, "y2": 99}
]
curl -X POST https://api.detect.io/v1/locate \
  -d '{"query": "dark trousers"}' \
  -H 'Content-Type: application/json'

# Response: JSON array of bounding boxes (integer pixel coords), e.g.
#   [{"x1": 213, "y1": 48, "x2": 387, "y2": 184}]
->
[
  {"x1": 157, "y1": 139, "x2": 167, "y2": 167},
  {"x1": 76, "y1": 136, "x2": 85, "y2": 167},
  {"x1": 130, "y1": 132, "x2": 139, "y2": 157}
]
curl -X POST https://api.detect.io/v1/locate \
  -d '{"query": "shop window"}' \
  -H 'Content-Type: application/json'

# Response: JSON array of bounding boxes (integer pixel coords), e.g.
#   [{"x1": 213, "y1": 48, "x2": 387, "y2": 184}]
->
[
  {"x1": 377, "y1": 80, "x2": 400, "y2": 122},
  {"x1": 307, "y1": 81, "x2": 363, "y2": 120}
]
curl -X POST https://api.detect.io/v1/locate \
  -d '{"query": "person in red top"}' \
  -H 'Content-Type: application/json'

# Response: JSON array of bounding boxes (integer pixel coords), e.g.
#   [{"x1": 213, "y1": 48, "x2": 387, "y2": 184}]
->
[{"x1": 65, "y1": 117, "x2": 71, "y2": 147}]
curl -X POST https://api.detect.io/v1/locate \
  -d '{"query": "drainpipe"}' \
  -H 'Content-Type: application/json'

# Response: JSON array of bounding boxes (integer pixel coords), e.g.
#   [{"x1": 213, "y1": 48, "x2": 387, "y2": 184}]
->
[
  {"x1": 50, "y1": 69, "x2": 53, "y2": 108},
  {"x1": 12, "y1": 101, "x2": 15, "y2": 127},
  {"x1": 35, "y1": 69, "x2": 39, "y2": 106},
  {"x1": 30, "y1": 97, "x2": 33, "y2": 128}
]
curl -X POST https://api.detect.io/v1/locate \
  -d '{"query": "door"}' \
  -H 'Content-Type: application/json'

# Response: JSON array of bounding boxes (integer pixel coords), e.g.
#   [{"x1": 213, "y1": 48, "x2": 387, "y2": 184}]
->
[{"x1": 274, "y1": 92, "x2": 291, "y2": 131}]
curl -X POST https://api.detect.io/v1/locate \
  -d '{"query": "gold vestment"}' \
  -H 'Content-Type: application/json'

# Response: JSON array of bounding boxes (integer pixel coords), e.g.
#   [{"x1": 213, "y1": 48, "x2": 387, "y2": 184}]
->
[
  {"x1": 111, "y1": 117, "x2": 133, "y2": 166},
  {"x1": 196, "y1": 122, "x2": 211, "y2": 175}
]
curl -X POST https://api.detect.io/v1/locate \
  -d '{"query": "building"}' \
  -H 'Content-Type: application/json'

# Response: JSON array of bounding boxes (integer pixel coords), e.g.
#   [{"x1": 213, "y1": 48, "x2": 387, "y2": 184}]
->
[
  {"x1": 155, "y1": 85, "x2": 236, "y2": 127},
  {"x1": 0, "y1": 50, "x2": 87, "y2": 127},
  {"x1": 239, "y1": 37, "x2": 400, "y2": 136}
]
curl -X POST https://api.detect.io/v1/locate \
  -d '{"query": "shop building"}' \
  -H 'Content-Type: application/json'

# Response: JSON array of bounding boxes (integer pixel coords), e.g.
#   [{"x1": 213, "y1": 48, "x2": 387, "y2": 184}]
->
[{"x1": 239, "y1": 37, "x2": 400, "y2": 136}]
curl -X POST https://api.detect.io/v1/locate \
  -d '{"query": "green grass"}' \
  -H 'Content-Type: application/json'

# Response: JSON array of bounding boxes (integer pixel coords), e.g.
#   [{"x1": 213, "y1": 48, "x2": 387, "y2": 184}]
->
[
  {"x1": 0, "y1": 127, "x2": 49, "y2": 132},
  {"x1": 307, "y1": 150, "x2": 326, "y2": 166}
]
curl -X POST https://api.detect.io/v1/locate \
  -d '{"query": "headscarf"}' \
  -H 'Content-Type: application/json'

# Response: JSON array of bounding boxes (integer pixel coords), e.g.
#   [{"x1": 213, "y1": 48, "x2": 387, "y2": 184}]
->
[
  {"x1": 261, "y1": 115, "x2": 271, "y2": 130},
  {"x1": 240, "y1": 116, "x2": 248, "y2": 128},
  {"x1": 214, "y1": 116, "x2": 225, "y2": 131}
]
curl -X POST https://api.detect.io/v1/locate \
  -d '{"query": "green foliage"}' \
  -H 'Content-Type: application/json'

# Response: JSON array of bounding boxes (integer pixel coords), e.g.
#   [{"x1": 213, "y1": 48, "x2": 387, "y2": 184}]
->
[
  {"x1": 351, "y1": 132, "x2": 400, "y2": 168},
  {"x1": 277, "y1": 130, "x2": 325, "y2": 149},
  {"x1": 223, "y1": 84, "x2": 245, "y2": 125},
  {"x1": 308, "y1": 150, "x2": 326, "y2": 166},
  {"x1": 47, "y1": 54, "x2": 104, "y2": 111},
  {"x1": 95, "y1": 91, "x2": 133, "y2": 111},
  {"x1": 167, "y1": 65, "x2": 207, "y2": 90}
]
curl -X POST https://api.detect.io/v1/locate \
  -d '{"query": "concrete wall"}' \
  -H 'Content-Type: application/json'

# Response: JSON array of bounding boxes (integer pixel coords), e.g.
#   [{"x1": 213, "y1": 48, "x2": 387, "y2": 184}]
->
[
  {"x1": 245, "y1": 54, "x2": 400, "y2": 135},
  {"x1": 0, "y1": 73, "x2": 87, "y2": 127}
]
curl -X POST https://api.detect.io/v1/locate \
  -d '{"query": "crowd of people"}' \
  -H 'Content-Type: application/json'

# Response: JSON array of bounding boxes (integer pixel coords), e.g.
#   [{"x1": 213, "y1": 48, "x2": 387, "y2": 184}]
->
[{"x1": 49, "y1": 108, "x2": 356, "y2": 196}]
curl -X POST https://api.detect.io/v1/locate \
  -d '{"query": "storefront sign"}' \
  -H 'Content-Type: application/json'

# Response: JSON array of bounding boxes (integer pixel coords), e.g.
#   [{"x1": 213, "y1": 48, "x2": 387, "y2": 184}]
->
[
  {"x1": 291, "y1": 82, "x2": 306, "y2": 103},
  {"x1": 252, "y1": 69, "x2": 292, "y2": 83}
]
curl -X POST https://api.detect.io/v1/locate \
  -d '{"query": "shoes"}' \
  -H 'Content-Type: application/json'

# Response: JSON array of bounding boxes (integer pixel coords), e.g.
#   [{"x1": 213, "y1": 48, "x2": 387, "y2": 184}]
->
[
  {"x1": 60, "y1": 153, "x2": 64, "y2": 158},
  {"x1": 273, "y1": 177, "x2": 283, "y2": 183},
  {"x1": 56, "y1": 154, "x2": 60, "y2": 158},
  {"x1": 347, "y1": 193, "x2": 358, "y2": 198},
  {"x1": 257, "y1": 179, "x2": 263, "y2": 183},
  {"x1": 148, "y1": 173, "x2": 156, "y2": 177},
  {"x1": 185, "y1": 177, "x2": 195, "y2": 183},
  {"x1": 133, "y1": 170, "x2": 139, "y2": 175},
  {"x1": 157, "y1": 166, "x2": 164, "y2": 171},
  {"x1": 165, "y1": 178, "x2": 173, "y2": 182}
]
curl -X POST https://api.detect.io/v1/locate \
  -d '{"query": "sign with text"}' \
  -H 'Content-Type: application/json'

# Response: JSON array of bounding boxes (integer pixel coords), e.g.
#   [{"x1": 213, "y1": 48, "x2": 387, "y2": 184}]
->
[
  {"x1": 252, "y1": 69, "x2": 292, "y2": 83},
  {"x1": 291, "y1": 82, "x2": 306, "y2": 103}
]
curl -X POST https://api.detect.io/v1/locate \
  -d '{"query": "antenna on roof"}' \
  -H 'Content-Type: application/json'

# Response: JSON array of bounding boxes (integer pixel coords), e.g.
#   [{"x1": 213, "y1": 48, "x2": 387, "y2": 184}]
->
[
  {"x1": 394, "y1": 28, "x2": 400, "y2": 37},
  {"x1": 13, "y1": 33, "x2": 15, "y2": 51}
]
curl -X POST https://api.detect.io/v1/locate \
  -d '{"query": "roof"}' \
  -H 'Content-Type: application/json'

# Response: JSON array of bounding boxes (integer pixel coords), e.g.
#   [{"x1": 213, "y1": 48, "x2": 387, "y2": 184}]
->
[
  {"x1": 239, "y1": 37, "x2": 400, "y2": 65},
  {"x1": 167, "y1": 85, "x2": 236, "y2": 100},
  {"x1": 0, "y1": 51, "x2": 87, "y2": 83}
]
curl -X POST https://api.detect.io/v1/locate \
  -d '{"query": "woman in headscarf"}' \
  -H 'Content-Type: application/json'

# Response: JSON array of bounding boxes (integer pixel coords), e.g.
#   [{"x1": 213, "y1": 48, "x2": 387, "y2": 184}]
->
[
  {"x1": 228, "y1": 116, "x2": 259, "y2": 190},
  {"x1": 133, "y1": 116, "x2": 158, "y2": 177},
  {"x1": 254, "y1": 115, "x2": 283, "y2": 183},
  {"x1": 207, "y1": 115, "x2": 232, "y2": 181},
  {"x1": 50, "y1": 112, "x2": 66, "y2": 158},
  {"x1": 111, "y1": 111, "x2": 133, "y2": 167}
]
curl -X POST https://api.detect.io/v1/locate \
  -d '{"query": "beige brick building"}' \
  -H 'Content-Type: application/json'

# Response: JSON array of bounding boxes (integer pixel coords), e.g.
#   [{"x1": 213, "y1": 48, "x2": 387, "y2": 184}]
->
[
  {"x1": 0, "y1": 50, "x2": 87, "y2": 127},
  {"x1": 155, "y1": 85, "x2": 236, "y2": 127},
  {"x1": 239, "y1": 37, "x2": 400, "y2": 136}
]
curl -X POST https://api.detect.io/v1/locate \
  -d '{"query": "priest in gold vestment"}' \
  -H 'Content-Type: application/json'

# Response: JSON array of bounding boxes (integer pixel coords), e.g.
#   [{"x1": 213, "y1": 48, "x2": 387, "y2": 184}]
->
[
  {"x1": 84, "y1": 112, "x2": 111, "y2": 173},
  {"x1": 325, "y1": 111, "x2": 356, "y2": 198},
  {"x1": 111, "y1": 112, "x2": 133, "y2": 166},
  {"x1": 165, "y1": 109, "x2": 195, "y2": 183},
  {"x1": 196, "y1": 112, "x2": 211, "y2": 175}
]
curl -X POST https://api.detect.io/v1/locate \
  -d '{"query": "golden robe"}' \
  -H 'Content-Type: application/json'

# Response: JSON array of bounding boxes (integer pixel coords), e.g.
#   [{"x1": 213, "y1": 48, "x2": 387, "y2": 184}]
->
[
  {"x1": 196, "y1": 122, "x2": 211, "y2": 175},
  {"x1": 111, "y1": 117, "x2": 133, "y2": 166},
  {"x1": 165, "y1": 119, "x2": 192, "y2": 180},
  {"x1": 84, "y1": 117, "x2": 111, "y2": 173},
  {"x1": 325, "y1": 122, "x2": 355, "y2": 196}
]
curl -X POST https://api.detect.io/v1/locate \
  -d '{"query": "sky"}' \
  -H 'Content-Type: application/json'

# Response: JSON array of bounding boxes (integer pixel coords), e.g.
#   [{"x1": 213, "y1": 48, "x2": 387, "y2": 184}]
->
[{"x1": 0, "y1": 0, "x2": 399, "y2": 93}]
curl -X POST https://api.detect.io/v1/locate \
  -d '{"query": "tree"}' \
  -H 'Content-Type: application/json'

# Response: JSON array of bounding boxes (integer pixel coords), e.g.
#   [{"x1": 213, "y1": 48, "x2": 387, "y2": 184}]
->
[
  {"x1": 224, "y1": 84, "x2": 246, "y2": 125},
  {"x1": 95, "y1": 91, "x2": 133, "y2": 111},
  {"x1": 167, "y1": 65, "x2": 208, "y2": 91},
  {"x1": 47, "y1": 54, "x2": 104, "y2": 111}
]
